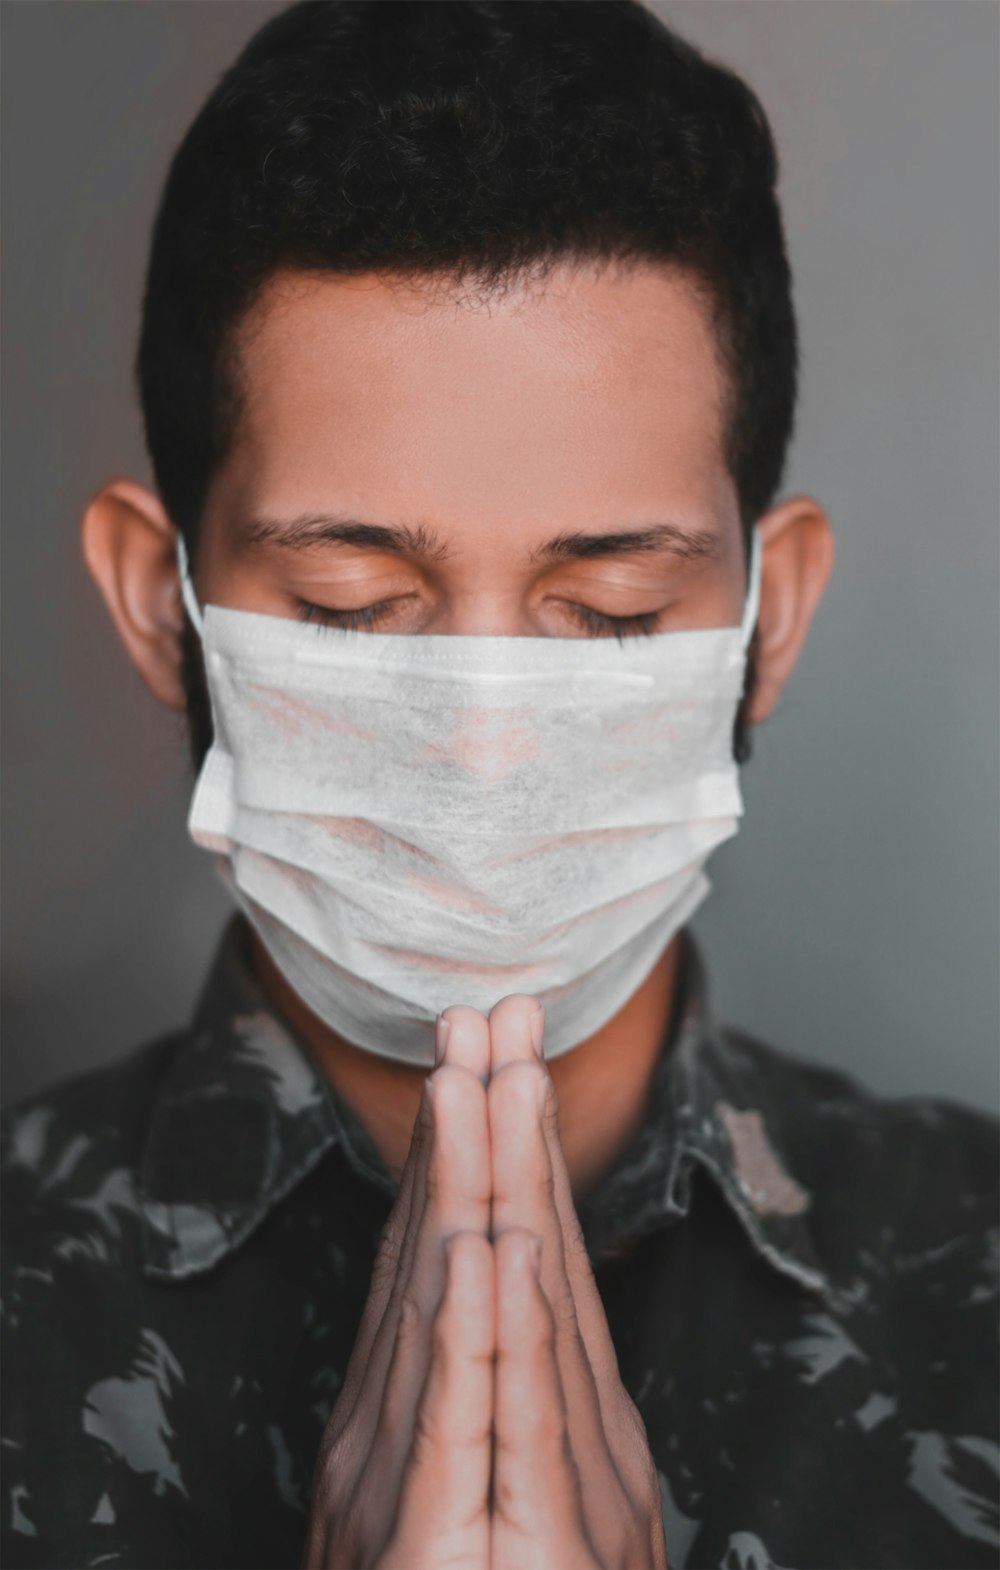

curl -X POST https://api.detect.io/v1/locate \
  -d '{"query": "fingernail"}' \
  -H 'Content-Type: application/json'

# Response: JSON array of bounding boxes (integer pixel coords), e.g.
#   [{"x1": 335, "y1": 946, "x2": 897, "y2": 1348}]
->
[
  {"x1": 529, "y1": 1002, "x2": 545, "y2": 1058},
  {"x1": 434, "y1": 1014, "x2": 450, "y2": 1066}
]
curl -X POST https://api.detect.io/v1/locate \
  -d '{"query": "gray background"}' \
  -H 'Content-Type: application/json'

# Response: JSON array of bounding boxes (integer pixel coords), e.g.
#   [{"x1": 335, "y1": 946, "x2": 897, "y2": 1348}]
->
[{"x1": 2, "y1": 0, "x2": 997, "y2": 1112}]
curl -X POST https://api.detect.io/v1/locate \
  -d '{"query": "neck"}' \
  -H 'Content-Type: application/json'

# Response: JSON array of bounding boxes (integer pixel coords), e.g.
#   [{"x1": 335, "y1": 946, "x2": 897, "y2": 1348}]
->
[{"x1": 247, "y1": 932, "x2": 682, "y2": 1206}]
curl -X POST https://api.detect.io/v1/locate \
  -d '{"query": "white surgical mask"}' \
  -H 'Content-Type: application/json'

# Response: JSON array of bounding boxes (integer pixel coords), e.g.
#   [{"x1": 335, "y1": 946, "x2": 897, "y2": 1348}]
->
[{"x1": 178, "y1": 531, "x2": 761, "y2": 1065}]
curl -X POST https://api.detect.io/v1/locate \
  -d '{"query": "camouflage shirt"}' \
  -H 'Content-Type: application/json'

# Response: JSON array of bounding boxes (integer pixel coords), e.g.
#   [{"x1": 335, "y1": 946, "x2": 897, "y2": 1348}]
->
[{"x1": 2, "y1": 917, "x2": 997, "y2": 1570}]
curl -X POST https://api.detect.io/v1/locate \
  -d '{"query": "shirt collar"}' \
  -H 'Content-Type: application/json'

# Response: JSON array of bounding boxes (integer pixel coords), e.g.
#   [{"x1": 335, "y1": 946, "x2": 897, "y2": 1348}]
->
[
  {"x1": 139, "y1": 918, "x2": 393, "y2": 1281},
  {"x1": 574, "y1": 936, "x2": 832, "y2": 1303},
  {"x1": 140, "y1": 918, "x2": 831, "y2": 1303}
]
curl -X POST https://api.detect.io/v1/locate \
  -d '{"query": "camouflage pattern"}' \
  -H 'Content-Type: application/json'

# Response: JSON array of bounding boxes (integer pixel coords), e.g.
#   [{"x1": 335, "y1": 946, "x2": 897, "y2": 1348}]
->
[{"x1": 2, "y1": 917, "x2": 997, "y2": 1569}]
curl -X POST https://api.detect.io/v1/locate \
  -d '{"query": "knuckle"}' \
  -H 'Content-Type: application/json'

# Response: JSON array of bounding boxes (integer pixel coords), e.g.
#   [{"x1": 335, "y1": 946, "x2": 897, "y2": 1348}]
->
[
  {"x1": 396, "y1": 1286, "x2": 423, "y2": 1342},
  {"x1": 418, "y1": 1075, "x2": 438, "y2": 1133},
  {"x1": 531, "y1": 1157, "x2": 557, "y2": 1211},
  {"x1": 422, "y1": 1151, "x2": 444, "y2": 1205},
  {"x1": 623, "y1": 1388, "x2": 644, "y2": 1427},
  {"x1": 315, "y1": 1429, "x2": 353, "y2": 1504},
  {"x1": 430, "y1": 1307, "x2": 452, "y2": 1364},
  {"x1": 434, "y1": 1247, "x2": 474, "y2": 1335},
  {"x1": 644, "y1": 1453, "x2": 664, "y2": 1512},
  {"x1": 411, "y1": 1087, "x2": 433, "y2": 1148},
  {"x1": 534, "y1": 1061, "x2": 556, "y2": 1110},
  {"x1": 410, "y1": 1384, "x2": 450, "y2": 1459},
  {"x1": 529, "y1": 1287, "x2": 558, "y2": 1353},
  {"x1": 373, "y1": 1217, "x2": 403, "y2": 1275},
  {"x1": 563, "y1": 1222, "x2": 589, "y2": 1271},
  {"x1": 497, "y1": 1224, "x2": 536, "y2": 1269},
  {"x1": 377, "y1": 1210, "x2": 399, "y2": 1251},
  {"x1": 489, "y1": 1059, "x2": 546, "y2": 1129},
  {"x1": 623, "y1": 1390, "x2": 652, "y2": 1448},
  {"x1": 615, "y1": 1398, "x2": 662, "y2": 1497},
  {"x1": 499, "y1": 1057, "x2": 557, "y2": 1126},
  {"x1": 443, "y1": 1228, "x2": 476, "y2": 1278},
  {"x1": 431, "y1": 1062, "x2": 485, "y2": 1118},
  {"x1": 488, "y1": 1058, "x2": 527, "y2": 1108},
  {"x1": 489, "y1": 1467, "x2": 522, "y2": 1530},
  {"x1": 428, "y1": 1067, "x2": 462, "y2": 1123},
  {"x1": 368, "y1": 1253, "x2": 395, "y2": 1302},
  {"x1": 550, "y1": 1275, "x2": 580, "y2": 1335}
]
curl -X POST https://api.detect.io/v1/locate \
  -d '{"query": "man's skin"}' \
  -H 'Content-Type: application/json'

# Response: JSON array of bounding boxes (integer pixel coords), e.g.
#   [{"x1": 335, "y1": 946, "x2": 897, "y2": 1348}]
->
[
  {"x1": 303, "y1": 996, "x2": 672, "y2": 1568},
  {"x1": 81, "y1": 259, "x2": 833, "y2": 1563}
]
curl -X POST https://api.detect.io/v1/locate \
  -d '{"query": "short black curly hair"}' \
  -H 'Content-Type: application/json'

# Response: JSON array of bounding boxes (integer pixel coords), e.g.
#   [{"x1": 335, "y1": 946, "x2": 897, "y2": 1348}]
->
[{"x1": 136, "y1": 0, "x2": 798, "y2": 558}]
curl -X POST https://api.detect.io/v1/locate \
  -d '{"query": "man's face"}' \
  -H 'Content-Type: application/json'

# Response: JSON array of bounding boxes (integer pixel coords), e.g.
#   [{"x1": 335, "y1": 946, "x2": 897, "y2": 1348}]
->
[
  {"x1": 83, "y1": 257, "x2": 831, "y2": 753},
  {"x1": 191, "y1": 261, "x2": 749, "y2": 643}
]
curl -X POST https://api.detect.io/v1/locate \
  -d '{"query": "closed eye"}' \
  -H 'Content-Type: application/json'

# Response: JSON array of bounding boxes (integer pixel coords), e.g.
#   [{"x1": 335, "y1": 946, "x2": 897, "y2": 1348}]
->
[
  {"x1": 560, "y1": 604, "x2": 661, "y2": 641},
  {"x1": 296, "y1": 598, "x2": 397, "y2": 632},
  {"x1": 294, "y1": 597, "x2": 663, "y2": 640}
]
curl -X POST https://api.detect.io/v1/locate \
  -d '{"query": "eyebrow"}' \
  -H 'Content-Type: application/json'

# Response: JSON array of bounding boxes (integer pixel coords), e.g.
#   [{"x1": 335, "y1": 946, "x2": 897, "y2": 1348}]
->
[
  {"x1": 238, "y1": 514, "x2": 452, "y2": 561},
  {"x1": 531, "y1": 522, "x2": 721, "y2": 566},
  {"x1": 237, "y1": 513, "x2": 721, "y2": 565}
]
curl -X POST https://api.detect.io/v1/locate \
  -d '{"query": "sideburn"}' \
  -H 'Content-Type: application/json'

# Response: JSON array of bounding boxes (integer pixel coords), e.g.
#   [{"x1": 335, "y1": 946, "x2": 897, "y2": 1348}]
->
[
  {"x1": 181, "y1": 616, "x2": 214, "y2": 774},
  {"x1": 732, "y1": 628, "x2": 757, "y2": 765}
]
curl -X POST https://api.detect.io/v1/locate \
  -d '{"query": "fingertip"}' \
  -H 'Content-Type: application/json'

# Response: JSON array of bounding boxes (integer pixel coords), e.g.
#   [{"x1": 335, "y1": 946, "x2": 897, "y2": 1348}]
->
[
  {"x1": 489, "y1": 993, "x2": 544, "y2": 1070},
  {"x1": 445, "y1": 1227, "x2": 493, "y2": 1276},
  {"x1": 495, "y1": 1228, "x2": 544, "y2": 1319},
  {"x1": 488, "y1": 1053, "x2": 550, "y2": 1125},
  {"x1": 435, "y1": 1004, "x2": 491, "y2": 1079}
]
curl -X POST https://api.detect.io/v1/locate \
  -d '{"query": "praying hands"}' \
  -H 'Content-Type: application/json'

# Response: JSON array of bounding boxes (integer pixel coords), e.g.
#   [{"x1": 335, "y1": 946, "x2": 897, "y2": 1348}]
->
[{"x1": 301, "y1": 997, "x2": 670, "y2": 1570}]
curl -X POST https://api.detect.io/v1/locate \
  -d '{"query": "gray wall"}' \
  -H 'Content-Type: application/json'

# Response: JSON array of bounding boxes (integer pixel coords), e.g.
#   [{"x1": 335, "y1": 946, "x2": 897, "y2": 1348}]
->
[{"x1": 3, "y1": 1, "x2": 997, "y2": 1113}]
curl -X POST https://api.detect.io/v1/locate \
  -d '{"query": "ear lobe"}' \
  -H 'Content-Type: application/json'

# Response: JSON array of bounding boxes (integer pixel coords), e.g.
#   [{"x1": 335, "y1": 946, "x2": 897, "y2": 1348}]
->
[
  {"x1": 80, "y1": 478, "x2": 188, "y2": 711},
  {"x1": 747, "y1": 495, "x2": 835, "y2": 726}
]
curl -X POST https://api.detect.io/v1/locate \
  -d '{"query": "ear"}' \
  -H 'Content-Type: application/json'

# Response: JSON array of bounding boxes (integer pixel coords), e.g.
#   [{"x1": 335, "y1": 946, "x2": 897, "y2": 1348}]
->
[
  {"x1": 748, "y1": 495, "x2": 835, "y2": 725},
  {"x1": 80, "y1": 478, "x2": 188, "y2": 711}
]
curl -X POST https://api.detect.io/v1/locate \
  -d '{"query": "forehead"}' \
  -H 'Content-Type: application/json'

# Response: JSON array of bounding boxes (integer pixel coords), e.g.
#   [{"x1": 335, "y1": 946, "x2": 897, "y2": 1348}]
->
[{"x1": 215, "y1": 260, "x2": 735, "y2": 533}]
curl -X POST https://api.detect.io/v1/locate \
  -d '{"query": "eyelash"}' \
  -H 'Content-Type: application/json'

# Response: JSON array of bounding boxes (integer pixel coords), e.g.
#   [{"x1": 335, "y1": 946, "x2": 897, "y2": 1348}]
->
[
  {"x1": 295, "y1": 599, "x2": 661, "y2": 642},
  {"x1": 297, "y1": 599, "x2": 395, "y2": 632},
  {"x1": 567, "y1": 605, "x2": 660, "y2": 642}
]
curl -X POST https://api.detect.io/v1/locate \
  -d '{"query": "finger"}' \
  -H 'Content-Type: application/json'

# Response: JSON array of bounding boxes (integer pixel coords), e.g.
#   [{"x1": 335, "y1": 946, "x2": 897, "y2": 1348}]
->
[
  {"x1": 490, "y1": 1064, "x2": 625, "y2": 1517},
  {"x1": 327, "y1": 1079, "x2": 433, "y2": 1442},
  {"x1": 332, "y1": 1008, "x2": 490, "y2": 1439},
  {"x1": 488, "y1": 992, "x2": 544, "y2": 1075},
  {"x1": 353, "y1": 1063, "x2": 492, "y2": 1461},
  {"x1": 395, "y1": 1064, "x2": 492, "y2": 1312},
  {"x1": 491, "y1": 1011, "x2": 633, "y2": 1439},
  {"x1": 529, "y1": 1066, "x2": 658, "y2": 1535},
  {"x1": 377, "y1": 1231, "x2": 495, "y2": 1567},
  {"x1": 437, "y1": 1003, "x2": 492, "y2": 1084},
  {"x1": 489, "y1": 1063, "x2": 582, "y2": 1362},
  {"x1": 533, "y1": 1067, "x2": 637, "y2": 1447},
  {"x1": 493, "y1": 1229, "x2": 600, "y2": 1570}
]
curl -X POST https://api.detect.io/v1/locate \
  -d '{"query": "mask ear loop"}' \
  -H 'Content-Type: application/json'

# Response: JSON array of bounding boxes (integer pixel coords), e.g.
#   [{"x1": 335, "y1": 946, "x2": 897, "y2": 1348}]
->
[
  {"x1": 176, "y1": 532, "x2": 206, "y2": 641},
  {"x1": 738, "y1": 526, "x2": 763, "y2": 653}
]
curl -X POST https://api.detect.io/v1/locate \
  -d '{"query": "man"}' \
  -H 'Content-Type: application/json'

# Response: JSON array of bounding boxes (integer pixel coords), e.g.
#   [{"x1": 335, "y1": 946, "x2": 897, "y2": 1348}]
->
[{"x1": 2, "y1": 3, "x2": 996, "y2": 1567}]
